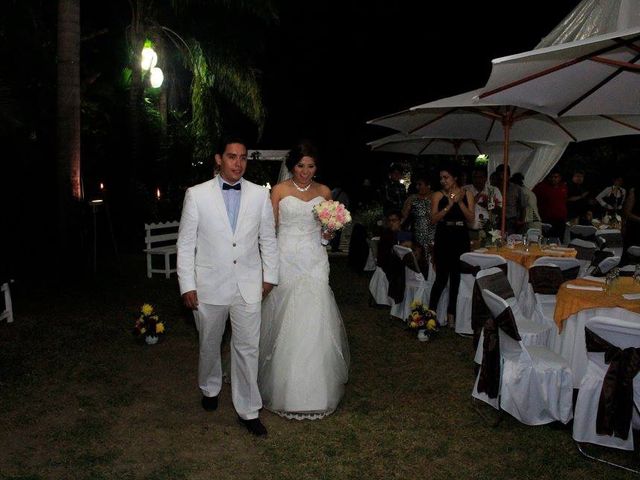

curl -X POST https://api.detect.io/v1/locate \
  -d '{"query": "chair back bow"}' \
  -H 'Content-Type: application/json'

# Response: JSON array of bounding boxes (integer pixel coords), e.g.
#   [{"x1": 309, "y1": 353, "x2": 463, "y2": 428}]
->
[
  {"x1": 477, "y1": 303, "x2": 521, "y2": 399},
  {"x1": 585, "y1": 327, "x2": 640, "y2": 440},
  {"x1": 529, "y1": 265, "x2": 564, "y2": 294}
]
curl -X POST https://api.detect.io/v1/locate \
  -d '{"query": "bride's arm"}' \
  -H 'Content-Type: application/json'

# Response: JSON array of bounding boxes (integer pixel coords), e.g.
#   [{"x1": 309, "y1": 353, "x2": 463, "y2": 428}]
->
[
  {"x1": 270, "y1": 184, "x2": 283, "y2": 229},
  {"x1": 320, "y1": 184, "x2": 332, "y2": 201}
]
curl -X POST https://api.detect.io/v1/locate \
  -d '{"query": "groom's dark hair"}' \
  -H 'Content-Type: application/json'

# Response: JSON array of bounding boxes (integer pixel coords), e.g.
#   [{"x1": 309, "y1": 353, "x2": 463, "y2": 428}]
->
[
  {"x1": 286, "y1": 140, "x2": 319, "y2": 171},
  {"x1": 216, "y1": 135, "x2": 248, "y2": 155}
]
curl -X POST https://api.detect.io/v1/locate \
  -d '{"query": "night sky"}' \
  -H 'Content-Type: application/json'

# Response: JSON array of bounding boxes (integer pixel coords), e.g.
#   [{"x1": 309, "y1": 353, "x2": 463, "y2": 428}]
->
[{"x1": 255, "y1": 0, "x2": 582, "y2": 185}]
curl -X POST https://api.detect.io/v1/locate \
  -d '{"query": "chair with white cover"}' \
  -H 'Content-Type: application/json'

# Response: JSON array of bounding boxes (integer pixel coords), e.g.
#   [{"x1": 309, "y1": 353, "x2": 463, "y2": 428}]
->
[
  {"x1": 590, "y1": 255, "x2": 620, "y2": 277},
  {"x1": 474, "y1": 267, "x2": 551, "y2": 348},
  {"x1": 389, "y1": 245, "x2": 448, "y2": 324},
  {"x1": 455, "y1": 252, "x2": 507, "y2": 336},
  {"x1": 368, "y1": 267, "x2": 393, "y2": 306},
  {"x1": 526, "y1": 228, "x2": 542, "y2": 244},
  {"x1": 570, "y1": 224, "x2": 597, "y2": 242},
  {"x1": 568, "y1": 238, "x2": 597, "y2": 277},
  {"x1": 572, "y1": 316, "x2": 640, "y2": 471},
  {"x1": 528, "y1": 264, "x2": 564, "y2": 329},
  {"x1": 472, "y1": 288, "x2": 574, "y2": 425},
  {"x1": 507, "y1": 233, "x2": 523, "y2": 244},
  {"x1": 626, "y1": 245, "x2": 640, "y2": 265},
  {"x1": 519, "y1": 256, "x2": 580, "y2": 318},
  {"x1": 364, "y1": 237, "x2": 379, "y2": 272},
  {"x1": 595, "y1": 229, "x2": 624, "y2": 258}
]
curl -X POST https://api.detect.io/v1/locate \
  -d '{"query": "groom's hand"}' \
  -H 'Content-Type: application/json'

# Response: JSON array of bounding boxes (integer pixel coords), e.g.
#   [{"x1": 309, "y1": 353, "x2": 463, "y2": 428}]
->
[
  {"x1": 182, "y1": 290, "x2": 199, "y2": 310},
  {"x1": 262, "y1": 282, "x2": 274, "y2": 298}
]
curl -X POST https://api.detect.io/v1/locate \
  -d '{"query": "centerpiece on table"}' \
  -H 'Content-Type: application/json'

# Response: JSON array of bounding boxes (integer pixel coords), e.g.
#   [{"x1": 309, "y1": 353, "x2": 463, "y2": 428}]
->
[
  {"x1": 406, "y1": 300, "x2": 438, "y2": 342},
  {"x1": 133, "y1": 303, "x2": 166, "y2": 345}
]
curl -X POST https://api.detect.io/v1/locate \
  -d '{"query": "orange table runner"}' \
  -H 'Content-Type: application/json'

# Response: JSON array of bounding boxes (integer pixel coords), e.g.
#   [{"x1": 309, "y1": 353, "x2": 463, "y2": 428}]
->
[
  {"x1": 554, "y1": 276, "x2": 640, "y2": 331},
  {"x1": 487, "y1": 245, "x2": 577, "y2": 270}
]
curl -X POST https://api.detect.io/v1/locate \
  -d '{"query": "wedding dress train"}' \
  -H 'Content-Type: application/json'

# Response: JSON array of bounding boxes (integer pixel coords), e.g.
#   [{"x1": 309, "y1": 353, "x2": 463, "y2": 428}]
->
[{"x1": 259, "y1": 195, "x2": 350, "y2": 420}]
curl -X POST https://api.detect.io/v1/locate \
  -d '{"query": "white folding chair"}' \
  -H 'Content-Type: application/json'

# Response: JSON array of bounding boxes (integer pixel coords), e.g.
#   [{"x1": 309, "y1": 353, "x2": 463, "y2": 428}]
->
[
  {"x1": 475, "y1": 267, "x2": 551, "y2": 348},
  {"x1": 573, "y1": 316, "x2": 640, "y2": 471},
  {"x1": 595, "y1": 229, "x2": 623, "y2": 258},
  {"x1": 569, "y1": 238, "x2": 598, "y2": 277},
  {"x1": 0, "y1": 280, "x2": 14, "y2": 324},
  {"x1": 472, "y1": 288, "x2": 574, "y2": 425},
  {"x1": 455, "y1": 252, "x2": 506, "y2": 336}
]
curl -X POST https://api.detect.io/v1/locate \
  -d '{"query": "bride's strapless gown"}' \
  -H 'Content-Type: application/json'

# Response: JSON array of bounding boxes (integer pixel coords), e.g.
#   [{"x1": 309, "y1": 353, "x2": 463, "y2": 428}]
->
[{"x1": 259, "y1": 196, "x2": 350, "y2": 420}]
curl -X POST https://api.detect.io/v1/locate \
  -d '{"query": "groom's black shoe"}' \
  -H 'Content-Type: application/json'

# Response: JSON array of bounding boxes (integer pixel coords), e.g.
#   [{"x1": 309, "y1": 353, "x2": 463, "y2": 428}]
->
[
  {"x1": 201, "y1": 395, "x2": 218, "y2": 411},
  {"x1": 238, "y1": 416, "x2": 268, "y2": 437}
]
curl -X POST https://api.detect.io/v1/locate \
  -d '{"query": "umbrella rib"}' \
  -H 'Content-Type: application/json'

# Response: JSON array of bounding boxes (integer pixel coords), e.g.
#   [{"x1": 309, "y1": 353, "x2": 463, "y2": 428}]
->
[
  {"x1": 418, "y1": 139, "x2": 436, "y2": 155},
  {"x1": 407, "y1": 109, "x2": 457, "y2": 134},
  {"x1": 479, "y1": 34, "x2": 640, "y2": 99},
  {"x1": 590, "y1": 56, "x2": 640, "y2": 71},
  {"x1": 559, "y1": 52, "x2": 640, "y2": 116},
  {"x1": 600, "y1": 115, "x2": 640, "y2": 133},
  {"x1": 547, "y1": 116, "x2": 577, "y2": 142}
]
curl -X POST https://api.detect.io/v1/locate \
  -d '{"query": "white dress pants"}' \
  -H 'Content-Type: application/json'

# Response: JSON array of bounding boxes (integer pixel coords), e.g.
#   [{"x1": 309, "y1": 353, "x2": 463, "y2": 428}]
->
[{"x1": 194, "y1": 288, "x2": 262, "y2": 420}]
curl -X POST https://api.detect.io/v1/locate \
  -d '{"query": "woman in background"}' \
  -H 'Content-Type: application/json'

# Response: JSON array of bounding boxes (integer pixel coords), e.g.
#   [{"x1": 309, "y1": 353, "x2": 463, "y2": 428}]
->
[{"x1": 429, "y1": 163, "x2": 475, "y2": 328}]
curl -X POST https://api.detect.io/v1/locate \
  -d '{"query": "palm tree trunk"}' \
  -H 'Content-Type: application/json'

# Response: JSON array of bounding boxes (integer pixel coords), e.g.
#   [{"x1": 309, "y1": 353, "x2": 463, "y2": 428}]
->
[
  {"x1": 57, "y1": 0, "x2": 81, "y2": 200},
  {"x1": 56, "y1": 0, "x2": 82, "y2": 267}
]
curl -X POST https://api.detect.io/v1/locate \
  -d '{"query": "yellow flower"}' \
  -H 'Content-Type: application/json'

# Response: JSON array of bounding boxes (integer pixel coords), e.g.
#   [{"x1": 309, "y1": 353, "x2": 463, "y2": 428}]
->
[
  {"x1": 151, "y1": 315, "x2": 159, "y2": 321},
  {"x1": 140, "y1": 327, "x2": 147, "y2": 334},
  {"x1": 141, "y1": 304, "x2": 154, "y2": 316},
  {"x1": 409, "y1": 321, "x2": 417, "y2": 328},
  {"x1": 156, "y1": 323, "x2": 165, "y2": 334},
  {"x1": 427, "y1": 319, "x2": 437, "y2": 330},
  {"x1": 410, "y1": 300, "x2": 420, "y2": 309}
]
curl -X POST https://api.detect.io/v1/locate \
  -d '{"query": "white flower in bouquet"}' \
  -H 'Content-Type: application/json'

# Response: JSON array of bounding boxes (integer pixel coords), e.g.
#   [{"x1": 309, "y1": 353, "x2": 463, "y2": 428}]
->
[{"x1": 312, "y1": 200, "x2": 352, "y2": 234}]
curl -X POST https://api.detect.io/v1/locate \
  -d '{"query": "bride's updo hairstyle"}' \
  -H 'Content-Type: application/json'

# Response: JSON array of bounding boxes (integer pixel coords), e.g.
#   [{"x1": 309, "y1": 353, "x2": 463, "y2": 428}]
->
[{"x1": 286, "y1": 140, "x2": 319, "y2": 172}]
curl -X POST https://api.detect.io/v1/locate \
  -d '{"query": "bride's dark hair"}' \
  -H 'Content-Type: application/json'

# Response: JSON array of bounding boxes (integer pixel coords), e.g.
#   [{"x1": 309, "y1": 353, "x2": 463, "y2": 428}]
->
[{"x1": 286, "y1": 140, "x2": 319, "y2": 172}]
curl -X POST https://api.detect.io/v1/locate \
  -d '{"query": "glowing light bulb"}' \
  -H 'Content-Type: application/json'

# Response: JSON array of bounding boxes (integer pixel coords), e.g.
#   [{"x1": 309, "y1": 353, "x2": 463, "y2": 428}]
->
[
  {"x1": 141, "y1": 47, "x2": 158, "y2": 71},
  {"x1": 150, "y1": 67, "x2": 164, "y2": 88}
]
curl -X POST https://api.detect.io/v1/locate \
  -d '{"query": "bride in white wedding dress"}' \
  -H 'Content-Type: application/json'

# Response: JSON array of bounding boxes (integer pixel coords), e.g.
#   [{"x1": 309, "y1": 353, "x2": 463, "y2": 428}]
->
[{"x1": 259, "y1": 141, "x2": 350, "y2": 420}]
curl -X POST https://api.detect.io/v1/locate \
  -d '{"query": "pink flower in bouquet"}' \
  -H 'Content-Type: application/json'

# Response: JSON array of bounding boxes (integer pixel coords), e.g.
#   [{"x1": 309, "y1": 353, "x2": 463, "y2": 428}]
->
[{"x1": 313, "y1": 199, "x2": 352, "y2": 233}]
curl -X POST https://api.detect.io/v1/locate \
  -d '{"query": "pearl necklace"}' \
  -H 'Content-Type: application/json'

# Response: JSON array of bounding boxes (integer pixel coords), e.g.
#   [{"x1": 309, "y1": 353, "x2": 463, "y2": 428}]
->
[{"x1": 292, "y1": 179, "x2": 312, "y2": 192}]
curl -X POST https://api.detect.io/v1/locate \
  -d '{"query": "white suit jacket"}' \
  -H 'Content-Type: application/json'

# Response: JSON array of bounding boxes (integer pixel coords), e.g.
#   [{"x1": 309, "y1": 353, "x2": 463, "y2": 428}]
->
[{"x1": 177, "y1": 177, "x2": 279, "y2": 305}]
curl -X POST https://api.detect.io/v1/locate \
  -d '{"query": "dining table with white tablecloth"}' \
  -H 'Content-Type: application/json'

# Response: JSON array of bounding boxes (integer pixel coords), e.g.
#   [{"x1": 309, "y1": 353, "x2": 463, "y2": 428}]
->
[{"x1": 550, "y1": 276, "x2": 640, "y2": 387}]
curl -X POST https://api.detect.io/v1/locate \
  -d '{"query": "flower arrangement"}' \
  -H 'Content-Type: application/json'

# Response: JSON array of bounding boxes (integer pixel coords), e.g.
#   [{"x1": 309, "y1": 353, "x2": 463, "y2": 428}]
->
[
  {"x1": 312, "y1": 200, "x2": 352, "y2": 235},
  {"x1": 406, "y1": 300, "x2": 438, "y2": 341},
  {"x1": 133, "y1": 303, "x2": 166, "y2": 345}
]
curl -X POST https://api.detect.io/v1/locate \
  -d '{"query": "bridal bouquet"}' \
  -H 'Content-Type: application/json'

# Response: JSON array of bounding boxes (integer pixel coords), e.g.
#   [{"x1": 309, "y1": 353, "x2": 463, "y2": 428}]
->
[
  {"x1": 133, "y1": 303, "x2": 166, "y2": 345},
  {"x1": 312, "y1": 200, "x2": 352, "y2": 235},
  {"x1": 406, "y1": 300, "x2": 438, "y2": 342}
]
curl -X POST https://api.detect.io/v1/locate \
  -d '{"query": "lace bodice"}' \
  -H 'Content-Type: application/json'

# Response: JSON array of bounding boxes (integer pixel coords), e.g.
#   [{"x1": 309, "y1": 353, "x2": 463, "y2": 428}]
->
[
  {"x1": 278, "y1": 195, "x2": 324, "y2": 237},
  {"x1": 276, "y1": 195, "x2": 328, "y2": 286}
]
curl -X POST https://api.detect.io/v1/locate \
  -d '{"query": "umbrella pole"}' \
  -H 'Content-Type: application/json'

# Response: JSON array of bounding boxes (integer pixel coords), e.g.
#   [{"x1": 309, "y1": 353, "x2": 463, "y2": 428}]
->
[{"x1": 500, "y1": 118, "x2": 512, "y2": 236}]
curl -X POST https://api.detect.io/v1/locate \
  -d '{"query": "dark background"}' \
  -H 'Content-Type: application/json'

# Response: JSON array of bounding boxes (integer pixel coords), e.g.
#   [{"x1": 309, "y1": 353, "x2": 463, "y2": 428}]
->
[{"x1": 5, "y1": 0, "x2": 640, "y2": 278}]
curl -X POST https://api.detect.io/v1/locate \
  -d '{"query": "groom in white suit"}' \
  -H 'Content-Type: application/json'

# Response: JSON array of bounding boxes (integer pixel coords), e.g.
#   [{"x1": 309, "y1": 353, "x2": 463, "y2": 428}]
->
[{"x1": 177, "y1": 137, "x2": 278, "y2": 436}]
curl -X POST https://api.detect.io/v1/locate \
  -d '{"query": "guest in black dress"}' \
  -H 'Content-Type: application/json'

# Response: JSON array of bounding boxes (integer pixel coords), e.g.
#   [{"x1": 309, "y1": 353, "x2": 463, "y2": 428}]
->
[{"x1": 429, "y1": 163, "x2": 475, "y2": 328}]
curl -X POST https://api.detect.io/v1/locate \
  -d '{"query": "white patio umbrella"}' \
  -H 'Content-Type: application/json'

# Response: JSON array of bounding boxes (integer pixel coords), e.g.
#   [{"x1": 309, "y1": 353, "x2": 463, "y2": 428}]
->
[
  {"x1": 367, "y1": 133, "x2": 541, "y2": 159},
  {"x1": 478, "y1": 26, "x2": 640, "y2": 116},
  {"x1": 368, "y1": 88, "x2": 640, "y2": 232}
]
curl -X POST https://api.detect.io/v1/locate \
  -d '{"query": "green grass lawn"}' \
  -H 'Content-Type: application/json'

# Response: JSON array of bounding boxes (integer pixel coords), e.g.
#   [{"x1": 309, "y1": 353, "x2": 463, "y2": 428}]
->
[{"x1": 0, "y1": 255, "x2": 638, "y2": 479}]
